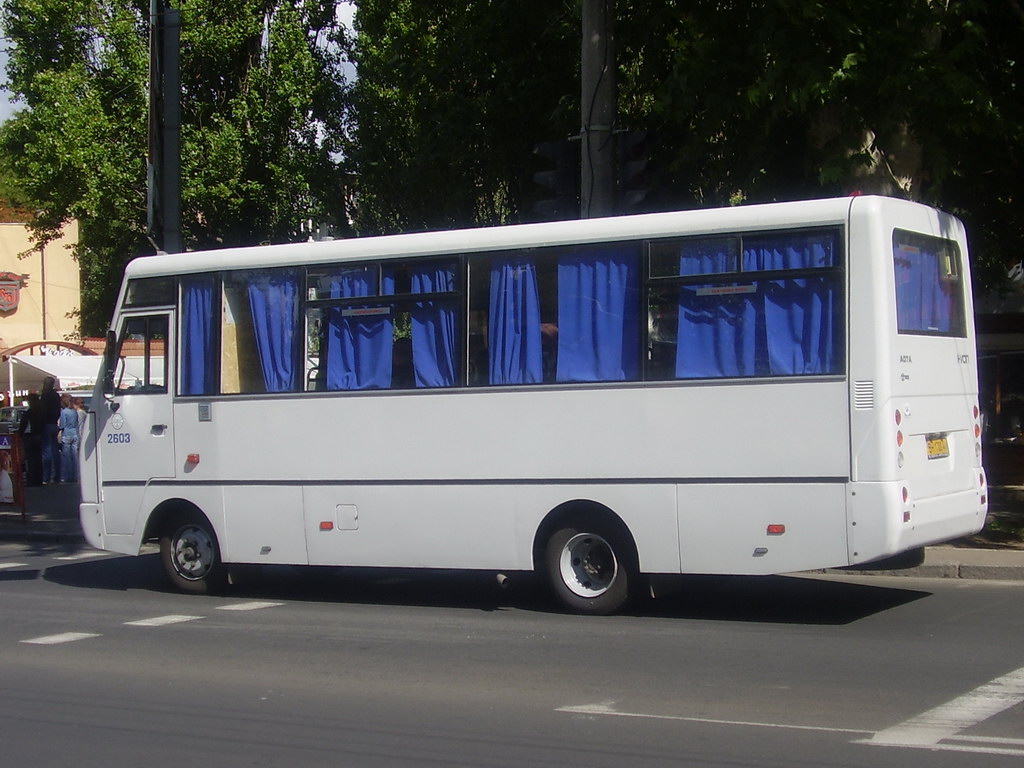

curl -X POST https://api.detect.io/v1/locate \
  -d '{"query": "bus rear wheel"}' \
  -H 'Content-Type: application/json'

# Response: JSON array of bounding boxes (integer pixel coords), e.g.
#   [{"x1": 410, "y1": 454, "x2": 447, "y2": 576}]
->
[
  {"x1": 544, "y1": 521, "x2": 633, "y2": 615},
  {"x1": 159, "y1": 513, "x2": 226, "y2": 595}
]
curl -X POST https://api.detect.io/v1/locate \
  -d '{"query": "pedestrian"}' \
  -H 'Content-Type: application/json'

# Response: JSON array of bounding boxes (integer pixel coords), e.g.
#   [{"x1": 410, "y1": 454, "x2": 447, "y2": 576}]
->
[
  {"x1": 18, "y1": 393, "x2": 44, "y2": 487},
  {"x1": 58, "y1": 393, "x2": 80, "y2": 483},
  {"x1": 39, "y1": 376, "x2": 61, "y2": 484}
]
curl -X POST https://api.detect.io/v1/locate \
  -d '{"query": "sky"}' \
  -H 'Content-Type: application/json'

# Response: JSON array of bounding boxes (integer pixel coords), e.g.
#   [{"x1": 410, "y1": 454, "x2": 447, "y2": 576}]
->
[
  {"x1": 0, "y1": 2, "x2": 356, "y2": 126},
  {"x1": 0, "y1": 45, "x2": 20, "y2": 124}
]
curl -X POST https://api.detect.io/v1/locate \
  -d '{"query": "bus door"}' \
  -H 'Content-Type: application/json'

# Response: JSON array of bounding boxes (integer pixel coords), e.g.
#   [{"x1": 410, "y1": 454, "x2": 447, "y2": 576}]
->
[{"x1": 96, "y1": 313, "x2": 176, "y2": 490}]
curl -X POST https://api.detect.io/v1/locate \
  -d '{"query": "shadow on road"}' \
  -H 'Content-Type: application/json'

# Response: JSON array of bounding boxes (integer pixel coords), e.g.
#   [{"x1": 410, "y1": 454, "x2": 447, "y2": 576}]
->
[{"x1": 36, "y1": 553, "x2": 931, "y2": 625}]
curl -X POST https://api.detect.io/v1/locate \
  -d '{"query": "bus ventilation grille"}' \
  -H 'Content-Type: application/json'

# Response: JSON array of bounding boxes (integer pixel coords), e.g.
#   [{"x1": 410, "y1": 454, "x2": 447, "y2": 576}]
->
[{"x1": 853, "y1": 380, "x2": 875, "y2": 410}]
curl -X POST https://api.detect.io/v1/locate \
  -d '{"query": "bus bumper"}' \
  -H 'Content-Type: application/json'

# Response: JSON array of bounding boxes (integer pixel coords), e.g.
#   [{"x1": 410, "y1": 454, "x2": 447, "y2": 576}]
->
[
  {"x1": 79, "y1": 502, "x2": 104, "y2": 550},
  {"x1": 849, "y1": 483, "x2": 987, "y2": 565}
]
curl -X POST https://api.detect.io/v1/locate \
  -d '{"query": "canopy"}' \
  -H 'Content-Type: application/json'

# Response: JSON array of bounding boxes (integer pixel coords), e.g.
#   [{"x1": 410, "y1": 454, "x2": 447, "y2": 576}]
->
[{"x1": 3, "y1": 354, "x2": 101, "y2": 403}]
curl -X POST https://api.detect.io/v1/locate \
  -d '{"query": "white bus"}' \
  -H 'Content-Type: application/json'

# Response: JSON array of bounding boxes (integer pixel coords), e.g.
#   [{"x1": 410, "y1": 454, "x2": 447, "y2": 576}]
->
[{"x1": 80, "y1": 195, "x2": 987, "y2": 614}]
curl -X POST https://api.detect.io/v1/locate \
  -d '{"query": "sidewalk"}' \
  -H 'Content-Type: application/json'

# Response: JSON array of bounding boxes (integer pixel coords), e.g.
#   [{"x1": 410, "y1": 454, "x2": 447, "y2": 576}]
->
[
  {"x1": 2, "y1": 481, "x2": 1024, "y2": 580},
  {"x1": 0, "y1": 481, "x2": 84, "y2": 542}
]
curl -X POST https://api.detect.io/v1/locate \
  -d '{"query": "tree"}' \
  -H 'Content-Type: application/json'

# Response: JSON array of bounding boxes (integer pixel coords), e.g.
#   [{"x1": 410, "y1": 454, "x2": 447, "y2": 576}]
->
[
  {"x1": 345, "y1": 0, "x2": 579, "y2": 234},
  {"x1": 615, "y1": 1, "x2": 1024, "y2": 290},
  {"x1": 0, "y1": 0, "x2": 348, "y2": 334},
  {"x1": 347, "y1": 1, "x2": 1023, "y2": 292}
]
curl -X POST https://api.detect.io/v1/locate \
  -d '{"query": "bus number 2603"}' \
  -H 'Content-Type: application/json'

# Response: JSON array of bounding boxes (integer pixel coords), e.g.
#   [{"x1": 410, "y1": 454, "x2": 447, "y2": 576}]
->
[{"x1": 107, "y1": 433, "x2": 131, "y2": 444}]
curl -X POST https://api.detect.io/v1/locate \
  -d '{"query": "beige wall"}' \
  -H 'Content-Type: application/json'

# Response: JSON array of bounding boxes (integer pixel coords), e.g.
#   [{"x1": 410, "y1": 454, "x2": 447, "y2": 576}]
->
[{"x1": 0, "y1": 221, "x2": 80, "y2": 349}]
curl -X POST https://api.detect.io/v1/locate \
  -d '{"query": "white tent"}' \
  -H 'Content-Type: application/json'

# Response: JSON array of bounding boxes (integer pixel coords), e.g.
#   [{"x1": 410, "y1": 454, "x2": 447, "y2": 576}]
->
[{"x1": 3, "y1": 354, "x2": 101, "y2": 403}]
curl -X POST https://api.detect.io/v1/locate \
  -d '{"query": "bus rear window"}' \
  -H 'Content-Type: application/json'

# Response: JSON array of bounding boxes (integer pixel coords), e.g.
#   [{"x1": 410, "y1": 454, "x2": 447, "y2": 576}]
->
[{"x1": 893, "y1": 230, "x2": 966, "y2": 337}]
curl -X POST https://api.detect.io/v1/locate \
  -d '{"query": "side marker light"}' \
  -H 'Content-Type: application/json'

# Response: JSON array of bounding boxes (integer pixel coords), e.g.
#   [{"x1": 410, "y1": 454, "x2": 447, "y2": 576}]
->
[{"x1": 766, "y1": 524, "x2": 786, "y2": 536}]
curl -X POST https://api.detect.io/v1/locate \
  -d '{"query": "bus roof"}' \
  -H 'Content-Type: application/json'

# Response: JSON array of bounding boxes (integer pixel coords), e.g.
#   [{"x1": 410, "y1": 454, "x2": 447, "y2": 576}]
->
[{"x1": 123, "y1": 195, "x2": 935, "y2": 279}]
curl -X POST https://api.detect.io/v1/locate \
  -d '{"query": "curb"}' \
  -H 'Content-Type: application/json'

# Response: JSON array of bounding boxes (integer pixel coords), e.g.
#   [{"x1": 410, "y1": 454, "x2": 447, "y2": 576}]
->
[{"x1": 827, "y1": 563, "x2": 1024, "y2": 580}]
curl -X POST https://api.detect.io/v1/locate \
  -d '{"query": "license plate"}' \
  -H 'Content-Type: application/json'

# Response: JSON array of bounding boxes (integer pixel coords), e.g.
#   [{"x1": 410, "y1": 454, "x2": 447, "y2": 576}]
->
[{"x1": 926, "y1": 435, "x2": 950, "y2": 460}]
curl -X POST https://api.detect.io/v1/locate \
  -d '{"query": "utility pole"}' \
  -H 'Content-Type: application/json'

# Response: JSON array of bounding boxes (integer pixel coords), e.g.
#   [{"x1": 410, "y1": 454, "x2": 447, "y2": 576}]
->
[
  {"x1": 580, "y1": 0, "x2": 615, "y2": 218},
  {"x1": 147, "y1": 0, "x2": 182, "y2": 254}
]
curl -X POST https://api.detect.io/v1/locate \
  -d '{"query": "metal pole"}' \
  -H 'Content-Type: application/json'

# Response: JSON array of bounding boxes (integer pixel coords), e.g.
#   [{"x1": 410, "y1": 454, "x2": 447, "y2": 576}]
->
[
  {"x1": 162, "y1": 6, "x2": 182, "y2": 254},
  {"x1": 148, "y1": 1, "x2": 182, "y2": 254},
  {"x1": 581, "y1": 0, "x2": 615, "y2": 218}
]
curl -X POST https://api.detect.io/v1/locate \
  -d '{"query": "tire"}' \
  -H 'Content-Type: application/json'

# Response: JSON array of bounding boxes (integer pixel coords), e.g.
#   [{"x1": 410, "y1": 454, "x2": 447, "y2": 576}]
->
[
  {"x1": 544, "y1": 520, "x2": 634, "y2": 615},
  {"x1": 159, "y1": 513, "x2": 226, "y2": 595}
]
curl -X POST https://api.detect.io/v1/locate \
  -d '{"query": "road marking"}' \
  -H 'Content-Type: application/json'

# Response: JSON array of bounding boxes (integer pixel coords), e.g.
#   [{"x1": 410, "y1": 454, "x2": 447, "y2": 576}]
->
[
  {"x1": 217, "y1": 601, "x2": 285, "y2": 611},
  {"x1": 556, "y1": 702, "x2": 872, "y2": 736},
  {"x1": 0, "y1": 562, "x2": 29, "y2": 570},
  {"x1": 20, "y1": 632, "x2": 101, "y2": 645},
  {"x1": 54, "y1": 551, "x2": 109, "y2": 561},
  {"x1": 124, "y1": 615, "x2": 204, "y2": 627},
  {"x1": 862, "y1": 665, "x2": 1024, "y2": 757}
]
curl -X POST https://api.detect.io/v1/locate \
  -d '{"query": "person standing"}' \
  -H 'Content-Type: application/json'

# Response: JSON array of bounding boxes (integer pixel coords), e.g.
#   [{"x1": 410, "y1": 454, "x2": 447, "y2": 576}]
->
[
  {"x1": 39, "y1": 376, "x2": 61, "y2": 484},
  {"x1": 18, "y1": 393, "x2": 44, "y2": 486},
  {"x1": 58, "y1": 393, "x2": 80, "y2": 483}
]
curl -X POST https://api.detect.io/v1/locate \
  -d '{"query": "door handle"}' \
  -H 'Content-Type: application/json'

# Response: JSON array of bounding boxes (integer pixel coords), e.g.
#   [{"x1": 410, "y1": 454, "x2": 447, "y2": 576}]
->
[{"x1": 151, "y1": 424, "x2": 167, "y2": 436}]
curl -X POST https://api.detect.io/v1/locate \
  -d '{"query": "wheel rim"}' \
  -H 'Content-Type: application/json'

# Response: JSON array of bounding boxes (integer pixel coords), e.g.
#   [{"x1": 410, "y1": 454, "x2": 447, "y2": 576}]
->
[
  {"x1": 171, "y1": 524, "x2": 216, "y2": 581},
  {"x1": 558, "y1": 532, "x2": 618, "y2": 598}
]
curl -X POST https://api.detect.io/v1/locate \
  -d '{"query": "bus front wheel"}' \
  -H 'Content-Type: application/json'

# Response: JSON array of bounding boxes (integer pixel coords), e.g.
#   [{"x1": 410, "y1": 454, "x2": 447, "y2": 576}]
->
[
  {"x1": 159, "y1": 514, "x2": 226, "y2": 595},
  {"x1": 544, "y1": 521, "x2": 633, "y2": 615}
]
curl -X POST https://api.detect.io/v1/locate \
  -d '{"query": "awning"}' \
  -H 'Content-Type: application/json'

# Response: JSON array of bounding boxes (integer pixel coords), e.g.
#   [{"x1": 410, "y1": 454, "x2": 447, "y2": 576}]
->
[{"x1": 3, "y1": 354, "x2": 101, "y2": 402}]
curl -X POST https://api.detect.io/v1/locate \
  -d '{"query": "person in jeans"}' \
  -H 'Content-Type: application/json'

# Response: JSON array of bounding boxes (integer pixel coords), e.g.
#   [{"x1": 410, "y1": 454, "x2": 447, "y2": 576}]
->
[{"x1": 58, "y1": 393, "x2": 80, "y2": 483}]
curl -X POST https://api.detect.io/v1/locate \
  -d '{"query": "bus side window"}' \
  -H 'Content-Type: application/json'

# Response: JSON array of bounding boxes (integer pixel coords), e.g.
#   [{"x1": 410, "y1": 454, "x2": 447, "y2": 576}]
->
[
  {"x1": 222, "y1": 269, "x2": 302, "y2": 394},
  {"x1": 116, "y1": 316, "x2": 169, "y2": 394}
]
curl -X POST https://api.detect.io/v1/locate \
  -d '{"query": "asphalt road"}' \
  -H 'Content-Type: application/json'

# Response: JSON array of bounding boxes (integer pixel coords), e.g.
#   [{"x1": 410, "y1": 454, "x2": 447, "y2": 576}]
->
[{"x1": 2, "y1": 540, "x2": 1023, "y2": 768}]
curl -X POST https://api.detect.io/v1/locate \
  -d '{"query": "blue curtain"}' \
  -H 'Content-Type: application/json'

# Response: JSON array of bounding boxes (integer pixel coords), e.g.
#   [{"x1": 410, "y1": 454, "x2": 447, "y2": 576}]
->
[
  {"x1": 762, "y1": 278, "x2": 838, "y2": 374},
  {"x1": 181, "y1": 276, "x2": 216, "y2": 395},
  {"x1": 556, "y1": 248, "x2": 640, "y2": 382},
  {"x1": 743, "y1": 233, "x2": 836, "y2": 271},
  {"x1": 894, "y1": 244, "x2": 956, "y2": 333},
  {"x1": 489, "y1": 258, "x2": 542, "y2": 384},
  {"x1": 681, "y1": 239, "x2": 736, "y2": 275},
  {"x1": 676, "y1": 233, "x2": 839, "y2": 378},
  {"x1": 676, "y1": 287, "x2": 758, "y2": 378},
  {"x1": 247, "y1": 270, "x2": 300, "y2": 392},
  {"x1": 749, "y1": 234, "x2": 839, "y2": 374},
  {"x1": 411, "y1": 264, "x2": 457, "y2": 387},
  {"x1": 325, "y1": 267, "x2": 395, "y2": 390}
]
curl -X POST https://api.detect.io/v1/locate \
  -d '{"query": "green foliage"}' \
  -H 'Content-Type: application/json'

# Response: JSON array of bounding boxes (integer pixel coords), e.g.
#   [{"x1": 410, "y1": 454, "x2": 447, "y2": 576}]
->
[
  {"x1": 0, "y1": 0, "x2": 347, "y2": 334},
  {"x1": 346, "y1": 0, "x2": 578, "y2": 234},
  {"x1": 348, "y1": 1, "x2": 1023, "y2": 292},
  {"x1": 3, "y1": 0, "x2": 1022, "y2": 333},
  {"x1": 615, "y1": 0, "x2": 1024, "y2": 291}
]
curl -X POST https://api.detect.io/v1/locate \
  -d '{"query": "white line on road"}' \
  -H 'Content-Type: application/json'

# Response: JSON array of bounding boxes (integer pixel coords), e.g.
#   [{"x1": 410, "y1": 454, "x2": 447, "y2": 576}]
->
[
  {"x1": 0, "y1": 562, "x2": 29, "y2": 569},
  {"x1": 54, "y1": 551, "x2": 109, "y2": 562},
  {"x1": 20, "y1": 632, "x2": 102, "y2": 645},
  {"x1": 556, "y1": 702, "x2": 872, "y2": 736},
  {"x1": 123, "y1": 615, "x2": 204, "y2": 627},
  {"x1": 952, "y1": 735, "x2": 1024, "y2": 747},
  {"x1": 863, "y1": 665, "x2": 1024, "y2": 754},
  {"x1": 216, "y1": 601, "x2": 285, "y2": 611}
]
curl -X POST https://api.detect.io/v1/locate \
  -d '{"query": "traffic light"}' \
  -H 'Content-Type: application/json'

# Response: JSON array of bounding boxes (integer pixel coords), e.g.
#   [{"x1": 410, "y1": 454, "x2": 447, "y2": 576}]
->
[
  {"x1": 616, "y1": 130, "x2": 654, "y2": 214},
  {"x1": 532, "y1": 139, "x2": 580, "y2": 221}
]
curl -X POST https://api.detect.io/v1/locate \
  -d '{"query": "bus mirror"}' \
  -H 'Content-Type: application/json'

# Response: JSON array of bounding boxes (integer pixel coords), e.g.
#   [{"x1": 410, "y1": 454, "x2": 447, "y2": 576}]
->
[{"x1": 102, "y1": 329, "x2": 118, "y2": 399}]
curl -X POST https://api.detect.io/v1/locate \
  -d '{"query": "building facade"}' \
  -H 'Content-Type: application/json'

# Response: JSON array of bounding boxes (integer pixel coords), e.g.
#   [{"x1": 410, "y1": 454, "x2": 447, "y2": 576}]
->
[{"x1": 0, "y1": 220, "x2": 80, "y2": 351}]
